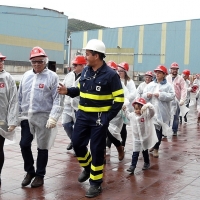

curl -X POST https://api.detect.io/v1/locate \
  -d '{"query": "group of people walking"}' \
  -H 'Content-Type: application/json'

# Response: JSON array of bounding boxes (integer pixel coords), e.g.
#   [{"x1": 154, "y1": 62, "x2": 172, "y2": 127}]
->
[{"x1": 0, "y1": 39, "x2": 199, "y2": 198}]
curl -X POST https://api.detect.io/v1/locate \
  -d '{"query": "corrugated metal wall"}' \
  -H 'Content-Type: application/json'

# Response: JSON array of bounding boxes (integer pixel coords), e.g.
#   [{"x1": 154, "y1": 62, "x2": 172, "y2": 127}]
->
[
  {"x1": 71, "y1": 19, "x2": 200, "y2": 74},
  {"x1": 0, "y1": 6, "x2": 68, "y2": 65}
]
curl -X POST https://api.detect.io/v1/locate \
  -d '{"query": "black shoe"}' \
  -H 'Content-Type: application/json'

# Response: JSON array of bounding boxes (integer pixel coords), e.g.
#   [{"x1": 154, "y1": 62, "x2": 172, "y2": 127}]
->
[
  {"x1": 21, "y1": 173, "x2": 35, "y2": 187},
  {"x1": 67, "y1": 142, "x2": 73, "y2": 150},
  {"x1": 173, "y1": 132, "x2": 177, "y2": 136},
  {"x1": 126, "y1": 166, "x2": 135, "y2": 173},
  {"x1": 142, "y1": 163, "x2": 150, "y2": 170},
  {"x1": 85, "y1": 185, "x2": 102, "y2": 198},
  {"x1": 31, "y1": 176, "x2": 44, "y2": 188},
  {"x1": 184, "y1": 116, "x2": 187, "y2": 123},
  {"x1": 179, "y1": 117, "x2": 182, "y2": 124},
  {"x1": 78, "y1": 170, "x2": 90, "y2": 182}
]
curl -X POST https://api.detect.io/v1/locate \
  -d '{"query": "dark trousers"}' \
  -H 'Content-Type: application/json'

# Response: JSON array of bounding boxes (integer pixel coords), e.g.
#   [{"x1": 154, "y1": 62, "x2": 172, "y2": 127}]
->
[
  {"x1": 131, "y1": 150, "x2": 149, "y2": 167},
  {"x1": 107, "y1": 130, "x2": 121, "y2": 148},
  {"x1": 20, "y1": 120, "x2": 48, "y2": 177},
  {"x1": 154, "y1": 127, "x2": 163, "y2": 150},
  {"x1": 0, "y1": 135, "x2": 5, "y2": 174},
  {"x1": 120, "y1": 124, "x2": 127, "y2": 147},
  {"x1": 72, "y1": 110, "x2": 108, "y2": 186}
]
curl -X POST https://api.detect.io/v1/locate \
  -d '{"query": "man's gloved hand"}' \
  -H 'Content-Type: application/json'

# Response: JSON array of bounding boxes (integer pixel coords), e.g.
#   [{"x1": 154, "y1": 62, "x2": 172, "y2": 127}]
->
[
  {"x1": 8, "y1": 125, "x2": 16, "y2": 132},
  {"x1": 179, "y1": 100, "x2": 185, "y2": 106},
  {"x1": 46, "y1": 118, "x2": 57, "y2": 129}
]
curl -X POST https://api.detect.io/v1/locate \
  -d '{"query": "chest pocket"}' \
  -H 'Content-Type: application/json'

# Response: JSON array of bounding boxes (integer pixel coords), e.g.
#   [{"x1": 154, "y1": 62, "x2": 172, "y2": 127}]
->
[{"x1": 93, "y1": 79, "x2": 109, "y2": 93}]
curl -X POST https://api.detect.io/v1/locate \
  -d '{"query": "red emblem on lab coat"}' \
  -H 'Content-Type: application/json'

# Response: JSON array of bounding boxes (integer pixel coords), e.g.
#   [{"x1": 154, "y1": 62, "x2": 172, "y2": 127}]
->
[
  {"x1": 141, "y1": 118, "x2": 144, "y2": 122},
  {"x1": 39, "y1": 84, "x2": 44, "y2": 88},
  {"x1": 0, "y1": 83, "x2": 5, "y2": 88}
]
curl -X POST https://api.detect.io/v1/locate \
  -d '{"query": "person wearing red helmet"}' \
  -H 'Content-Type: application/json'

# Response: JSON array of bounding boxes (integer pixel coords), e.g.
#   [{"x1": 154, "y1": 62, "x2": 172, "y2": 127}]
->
[
  {"x1": 106, "y1": 60, "x2": 130, "y2": 161},
  {"x1": 62, "y1": 55, "x2": 86, "y2": 152},
  {"x1": 0, "y1": 52, "x2": 18, "y2": 185},
  {"x1": 117, "y1": 62, "x2": 136, "y2": 152},
  {"x1": 166, "y1": 62, "x2": 187, "y2": 136},
  {"x1": 136, "y1": 71, "x2": 153, "y2": 99},
  {"x1": 143, "y1": 65, "x2": 175, "y2": 157},
  {"x1": 180, "y1": 69, "x2": 192, "y2": 124},
  {"x1": 18, "y1": 46, "x2": 64, "y2": 188},
  {"x1": 123, "y1": 98, "x2": 157, "y2": 173}
]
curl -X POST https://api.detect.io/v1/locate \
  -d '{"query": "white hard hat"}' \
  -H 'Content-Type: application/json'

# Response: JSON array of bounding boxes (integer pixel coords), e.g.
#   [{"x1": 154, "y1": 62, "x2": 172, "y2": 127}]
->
[{"x1": 83, "y1": 39, "x2": 106, "y2": 54}]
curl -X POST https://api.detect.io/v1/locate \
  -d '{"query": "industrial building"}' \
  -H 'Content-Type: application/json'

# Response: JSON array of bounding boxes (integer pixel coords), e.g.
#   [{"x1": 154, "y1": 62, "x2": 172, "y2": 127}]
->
[
  {"x1": 70, "y1": 18, "x2": 200, "y2": 79},
  {"x1": 0, "y1": 5, "x2": 68, "y2": 73}
]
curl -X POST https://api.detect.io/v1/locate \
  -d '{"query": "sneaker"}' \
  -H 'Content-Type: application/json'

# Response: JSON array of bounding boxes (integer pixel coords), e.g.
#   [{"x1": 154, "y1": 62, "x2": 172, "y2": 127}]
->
[
  {"x1": 85, "y1": 185, "x2": 102, "y2": 198},
  {"x1": 142, "y1": 163, "x2": 150, "y2": 170},
  {"x1": 78, "y1": 170, "x2": 90, "y2": 182},
  {"x1": 21, "y1": 173, "x2": 35, "y2": 187},
  {"x1": 126, "y1": 166, "x2": 135, "y2": 173},
  {"x1": 149, "y1": 147, "x2": 154, "y2": 152},
  {"x1": 106, "y1": 147, "x2": 111, "y2": 155},
  {"x1": 173, "y1": 132, "x2": 177, "y2": 136},
  {"x1": 31, "y1": 176, "x2": 44, "y2": 188},
  {"x1": 153, "y1": 149, "x2": 159, "y2": 158}
]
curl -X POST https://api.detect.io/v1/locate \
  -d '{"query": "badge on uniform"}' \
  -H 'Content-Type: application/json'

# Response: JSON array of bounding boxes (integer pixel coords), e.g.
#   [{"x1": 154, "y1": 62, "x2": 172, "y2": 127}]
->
[
  {"x1": 96, "y1": 86, "x2": 101, "y2": 91},
  {"x1": 0, "y1": 83, "x2": 5, "y2": 88},
  {"x1": 39, "y1": 84, "x2": 44, "y2": 88},
  {"x1": 141, "y1": 118, "x2": 144, "y2": 122}
]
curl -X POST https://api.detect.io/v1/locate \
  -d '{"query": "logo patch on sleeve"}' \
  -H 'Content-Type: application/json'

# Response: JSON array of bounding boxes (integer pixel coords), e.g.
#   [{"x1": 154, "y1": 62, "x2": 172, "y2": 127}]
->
[
  {"x1": 0, "y1": 83, "x2": 5, "y2": 88},
  {"x1": 39, "y1": 84, "x2": 44, "y2": 88},
  {"x1": 96, "y1": 86, "x2": 101, "y2": 91}
]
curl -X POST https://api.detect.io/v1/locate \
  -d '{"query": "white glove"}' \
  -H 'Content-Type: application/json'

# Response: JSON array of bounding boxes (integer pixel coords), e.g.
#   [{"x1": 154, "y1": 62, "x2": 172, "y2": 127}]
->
[
  {"x1": 46, "y1": 118, "x2": 57, "y2": 129},
  {"x1": 8, "y1": 125, "x2": 16, "y2": 132},
  {"x1": 141, "y1": 103, "x2": 150, "y2": 114},
  {"x1": 179, "y1": 100, "x2": 184, "y2": 106},
  {"x1": 188, "y1": 87, "x2": 192, "y2": 92}
]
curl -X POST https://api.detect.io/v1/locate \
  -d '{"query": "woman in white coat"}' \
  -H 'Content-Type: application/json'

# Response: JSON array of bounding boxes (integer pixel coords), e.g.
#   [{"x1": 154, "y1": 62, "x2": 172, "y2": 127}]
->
[
  {"x1": 117, "y1": 62, "x2": 136, "y2": 150},
  {"x1": 143, "y1": 65, "x2": 175, "y2": 157}
]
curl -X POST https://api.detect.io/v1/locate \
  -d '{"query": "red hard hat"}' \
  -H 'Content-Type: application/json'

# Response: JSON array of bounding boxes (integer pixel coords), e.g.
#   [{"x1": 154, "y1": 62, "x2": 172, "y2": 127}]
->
[
  {"x1": 145, "y1": 71, "x2": 153, "y2": 77},
  {"x1": 154, "y1": 65, "x2": 168, "y2": 74},
  {"x1": 30, "y1": 47, "x2": 47, "y2": 59},
  {"x1": 72, "y1": 55, "x2": 87, "y2": 65},
  {"x1": 182, "y1": 69, "x2": 190, "y2": 76},
  {"x1": 132, "y1": 97, "x2": 146, "y2": 107},
  {"x1": 0, "y1": 53, "x2": 6, "y2": 60},
  {"x1": 191, "y1": 85, "x2": 198, "y2": 93},
  {"x1": 107, "y1": 60, "x2": 117, "y2": 70},
  {"x1": 170, "y1": 62, "x2": 179, "y2": 69},
  {"x1": 118, "y1": 62, "x2": 129, "y2": 71}
]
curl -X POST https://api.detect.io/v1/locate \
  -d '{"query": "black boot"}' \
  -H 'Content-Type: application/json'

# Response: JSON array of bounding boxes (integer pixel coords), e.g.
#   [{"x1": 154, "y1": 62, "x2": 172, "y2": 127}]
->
[
  {"x1": 78, "y1": 170, "x2": 90, "y2": 182},
  {"x1": 85, "y1": 185, "x2": 102, "y2": 198},
  {"x1": 21, "y1": 173, "x2": 35, "y2": 187}
]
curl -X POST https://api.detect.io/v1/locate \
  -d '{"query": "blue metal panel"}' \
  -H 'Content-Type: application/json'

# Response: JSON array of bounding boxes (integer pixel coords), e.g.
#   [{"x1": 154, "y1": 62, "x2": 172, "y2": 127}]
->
[
  {"x1": 122, "y1": 26, "x2": 140, "y2": 48},
  {"x1": 189, "y1": 19, "x2": 200, "y2": 73},
  {"x1": 165, "y1": 21, "x2": 186, "y2": 71},
  {"x1": 103, "y1": 28, "x2": 118, "y2": 48},
  {"x1": 0, "y1": 6, "x2": 68, "y2": 43},
  {"x1": 71, "y1": 32, "x2": 84, "y2": 48},
  {"x1": 0, "y1": 44, "x2": 64, "y2": 64},
  {"x1": 88, "y1": 30, "x2": 98, "y2": 40}
]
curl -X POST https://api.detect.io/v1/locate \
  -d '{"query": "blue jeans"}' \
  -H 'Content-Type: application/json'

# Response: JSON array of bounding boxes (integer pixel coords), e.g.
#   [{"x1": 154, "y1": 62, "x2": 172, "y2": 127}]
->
[
  {"x1": 131, "y1": 150, "x2": 149, "y2": 167},
  {"x1": 20, "y1": 120, "x2": 48, "y2": 177},
  {"x1": 63, "y1": 121, "x2": 74, "y2": 141},
  {"x1": 172, "y1": 105, "x2": 180, "y2": 133}
]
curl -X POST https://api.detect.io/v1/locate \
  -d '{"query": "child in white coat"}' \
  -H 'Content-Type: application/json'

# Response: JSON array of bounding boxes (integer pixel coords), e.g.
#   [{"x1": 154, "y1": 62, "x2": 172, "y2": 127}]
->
[{"x1": 123, "y1": 98, "x2": 158, "y2": 174}]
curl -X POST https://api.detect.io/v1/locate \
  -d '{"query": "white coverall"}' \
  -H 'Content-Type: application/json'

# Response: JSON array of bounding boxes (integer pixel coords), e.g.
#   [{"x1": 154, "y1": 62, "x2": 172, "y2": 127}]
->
[
  {"x1": 18, "y1": 68, "x2": 63, "y2": 149},
  {"x1": 124, "y1": 103, "x2": 158, "y2": 152},
  {"x1": 143, "y1": 79, "x2": 175, "y2": 137},
  {"x1": 0, "y1": 70, "x2": 18, "y2": 141}
]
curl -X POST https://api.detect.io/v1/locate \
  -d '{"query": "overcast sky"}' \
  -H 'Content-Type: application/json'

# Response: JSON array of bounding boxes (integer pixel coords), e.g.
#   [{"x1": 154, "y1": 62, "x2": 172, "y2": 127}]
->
[{"x1": 2, "y1": 0, "x2": 200, "y2": 28}]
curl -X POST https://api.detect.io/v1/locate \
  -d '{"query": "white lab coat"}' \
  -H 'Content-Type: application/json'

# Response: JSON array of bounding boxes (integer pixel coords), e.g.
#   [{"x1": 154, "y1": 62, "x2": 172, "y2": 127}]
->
[
  {"x1": 108, "y1": 82, "x2": 130, "y2": 141},
  {"x1": 124, "y1": 103, "x2": 158, "y2": 151},
  {"x1": 0, "y1": 70, "x2": 18, "y2": 141},
  {"x1": 18, "y1": 68, "x2": 63, "y2": 149},
  {"x1": 142, "y1": 79, "x2": 175, "y2": 137}
]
